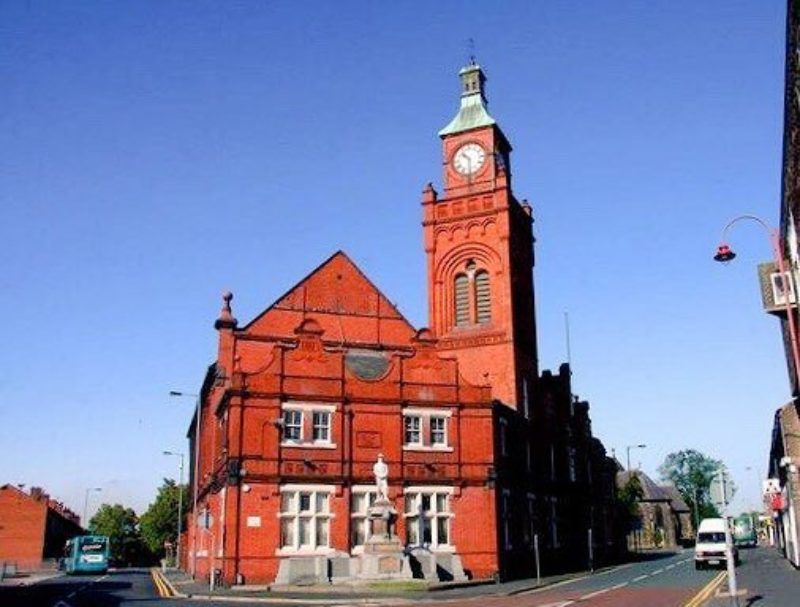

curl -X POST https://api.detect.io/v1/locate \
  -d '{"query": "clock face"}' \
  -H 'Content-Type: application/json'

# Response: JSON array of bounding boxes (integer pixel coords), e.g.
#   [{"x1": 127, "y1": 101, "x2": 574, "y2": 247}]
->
[{"x1": 452, "y1": 143, "x2": 487, "y2": 175}]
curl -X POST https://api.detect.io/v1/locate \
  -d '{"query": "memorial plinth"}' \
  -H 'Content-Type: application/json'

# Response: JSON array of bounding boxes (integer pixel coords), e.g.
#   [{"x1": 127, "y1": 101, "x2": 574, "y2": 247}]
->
[{"x1": 357, "y1": 498, "x2": 412, "y2": 579}]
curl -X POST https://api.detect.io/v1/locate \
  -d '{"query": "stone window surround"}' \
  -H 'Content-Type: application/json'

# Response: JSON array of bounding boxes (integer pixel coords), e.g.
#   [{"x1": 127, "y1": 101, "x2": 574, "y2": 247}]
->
[
  {"x1": 402, "y1": 408, "x2": 454, "y2": 452},
  {"x1": 280, "y1": 402, "x2": 337, "y2": 449},
  {"x1": 403, "y1": 485, "x2": 455, "y2": 552},
  {"x1": 276, "y1": 483, "x2": 336, "y2": 556},
  {"x1": 349, "y1": 485, "x2": 378, "y2": 554}
]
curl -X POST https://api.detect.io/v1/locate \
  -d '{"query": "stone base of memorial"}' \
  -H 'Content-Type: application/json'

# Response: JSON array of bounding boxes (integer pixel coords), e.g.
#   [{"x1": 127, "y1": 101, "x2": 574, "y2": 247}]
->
[{"x1": 357, "y1": 498, "x2": 412, "y2": 580}]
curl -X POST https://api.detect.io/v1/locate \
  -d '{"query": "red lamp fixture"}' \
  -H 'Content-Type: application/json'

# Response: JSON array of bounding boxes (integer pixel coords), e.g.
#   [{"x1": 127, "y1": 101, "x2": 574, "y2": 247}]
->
[{"x1": 714, "y1": 243, "x2": 736, "y2": 263}]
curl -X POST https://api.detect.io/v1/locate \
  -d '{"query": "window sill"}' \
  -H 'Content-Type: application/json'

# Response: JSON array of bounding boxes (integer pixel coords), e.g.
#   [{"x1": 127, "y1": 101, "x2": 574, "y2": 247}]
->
[
  {"x1": 405, "y1": 544, "x2": 456, "y2": 554},
  {"x1": 402, "y1": 445, "x2": 453, "y2": 453},
  {"x1": 280, "y1": 442, "x2": 338, "y2": 450},
  {"x1": 276, "y1": 547, "x2": 336, "y2": 557}
]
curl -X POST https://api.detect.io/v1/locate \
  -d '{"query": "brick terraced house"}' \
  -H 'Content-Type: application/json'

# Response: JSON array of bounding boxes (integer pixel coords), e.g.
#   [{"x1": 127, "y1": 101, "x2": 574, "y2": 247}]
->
[
  {"x1": 0, "y1": 485, "x2": 83, "y2": 571},
  {"x1": 185, "y1": 63, "x2": 622, "y2": 585}
]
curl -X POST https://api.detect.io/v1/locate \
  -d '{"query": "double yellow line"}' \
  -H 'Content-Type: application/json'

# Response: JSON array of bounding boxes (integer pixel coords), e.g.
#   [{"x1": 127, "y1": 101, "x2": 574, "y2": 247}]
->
[
  {"x1": 150, "y1": 568, "x2": 175, "y2": 598},
  {"x1": 684, "y1": 571, "x2": 726, "y2": 607}
]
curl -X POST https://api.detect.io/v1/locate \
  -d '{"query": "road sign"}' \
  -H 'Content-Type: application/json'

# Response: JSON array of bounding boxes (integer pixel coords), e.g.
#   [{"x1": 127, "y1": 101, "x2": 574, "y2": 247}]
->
[
  {"x1": 710, "y1": 469, "x2": 734, "y2": 507},
  {"x1": 763, "y1": 478, "x2": 781, "y2": 496}
]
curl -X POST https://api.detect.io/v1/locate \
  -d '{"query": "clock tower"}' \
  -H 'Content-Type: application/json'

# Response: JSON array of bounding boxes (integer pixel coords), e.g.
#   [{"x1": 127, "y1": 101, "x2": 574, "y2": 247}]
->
[{"x1": 422, "y1": 62, "x2": 538, "y2": 410}]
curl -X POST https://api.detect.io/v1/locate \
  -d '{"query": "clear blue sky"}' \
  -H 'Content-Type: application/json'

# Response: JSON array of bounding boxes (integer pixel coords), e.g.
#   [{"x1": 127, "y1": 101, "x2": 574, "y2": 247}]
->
[{"x1": 0, "y1": 1, "x2": 787, "y2": 519}]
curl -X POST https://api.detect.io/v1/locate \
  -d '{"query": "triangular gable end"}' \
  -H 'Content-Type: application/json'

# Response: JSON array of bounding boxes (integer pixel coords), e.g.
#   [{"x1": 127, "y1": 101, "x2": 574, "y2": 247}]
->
[{"x1": 243, "y1": 251, "x2": 417, "y2": 342}]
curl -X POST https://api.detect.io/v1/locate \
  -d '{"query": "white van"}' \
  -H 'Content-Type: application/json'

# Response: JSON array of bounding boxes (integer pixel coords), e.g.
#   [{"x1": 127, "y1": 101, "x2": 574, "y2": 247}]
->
[{"x1": 694, "y1": 518, "x2": 739, "y2": 569}]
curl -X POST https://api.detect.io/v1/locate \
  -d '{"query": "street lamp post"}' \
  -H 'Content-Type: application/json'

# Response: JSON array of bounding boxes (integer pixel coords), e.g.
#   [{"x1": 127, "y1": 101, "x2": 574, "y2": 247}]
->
[
  {"x1": 83, "y1": 487, "x2": 102, "y2": 528},
  {"x1": 626, "y1": 444, "x2": 647, "y2": 472},
  {"x1": 170, "y1": 390, "x2": 200, "y2": 577},
  {"x1": 714, "y1": 214, "x2": 800, "y2": 390},
  {"x1": 163, "y1": 450, "x2": 185, "y2": 570}
]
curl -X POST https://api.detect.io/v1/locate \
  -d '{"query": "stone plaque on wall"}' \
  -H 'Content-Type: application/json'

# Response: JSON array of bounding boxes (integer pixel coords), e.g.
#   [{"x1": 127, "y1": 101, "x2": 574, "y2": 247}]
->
[
  {"x1": 356, "y1": 431, "x2": 382, "y2": 448},
  {"x1": 378, "y1": 555, "x2": 401, "y2": 573}
]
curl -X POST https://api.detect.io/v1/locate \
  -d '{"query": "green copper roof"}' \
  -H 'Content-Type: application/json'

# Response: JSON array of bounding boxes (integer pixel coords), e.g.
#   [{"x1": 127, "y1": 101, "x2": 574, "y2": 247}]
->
[{"x1": 439, "y1": 63, "x2": 497, "y2": 137}]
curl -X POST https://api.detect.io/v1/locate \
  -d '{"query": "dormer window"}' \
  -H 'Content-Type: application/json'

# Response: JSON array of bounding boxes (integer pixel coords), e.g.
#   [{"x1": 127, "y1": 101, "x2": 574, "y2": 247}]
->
[{"x1": 453, "y1": 260, "x2": 491, "y2": 328}]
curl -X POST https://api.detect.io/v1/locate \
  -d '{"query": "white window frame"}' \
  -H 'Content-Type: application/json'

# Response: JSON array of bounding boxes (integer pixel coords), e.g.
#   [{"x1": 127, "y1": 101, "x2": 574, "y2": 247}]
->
[
  {"x1": 429, "y1": 415, "x2": 447, "y2": 446},
  {"x1": 283, "y1": 409, "x2": 303, "y2": 442},
  {"x1": 771, "y1": 271, "x2": 797, "y2": 306},
  {"x1": 403, "y1": 486, "x2": 455, "y2": 552},
  {"x1": 280, "y1": 402, "x2": 337, "y2": 449},
  {"x1": 277, "y1": 484, "x2": 335, "y2": 555},
  {"x1": 312, "y1": 410, "x2": 331, "y2": 443},
  {"x1": 350, "y1": 486, "x2": 378, "y2": 553},
  {"x1": 404, "y1": 414, "x2": 422, "y2": 447},
  {"x1": 402, "y1": 408, "x2": 453, "y2": 452}
]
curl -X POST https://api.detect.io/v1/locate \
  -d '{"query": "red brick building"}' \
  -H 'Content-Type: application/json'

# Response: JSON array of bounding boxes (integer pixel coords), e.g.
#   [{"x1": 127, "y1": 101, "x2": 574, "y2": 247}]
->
[
  {"x1": 0, "y1": 485, "x2": 83, "y2": 570},
  {"x1": 186, "y1": 63, "x2": 621, "y2": 585}
]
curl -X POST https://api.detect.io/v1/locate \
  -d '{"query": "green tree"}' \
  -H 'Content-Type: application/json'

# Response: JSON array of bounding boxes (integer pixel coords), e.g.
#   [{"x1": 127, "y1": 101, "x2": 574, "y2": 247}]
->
[
  {"x1": 618, "y1": 474, "x2": 644, "y2": 518},
  {"x1": 658, "y1": 449, "x2": 735, "y2": 524},
  {"x1": 616, "y1": 473, "x2": 645, "y2": 543},
  {"x1": 139, "y1": 479, "x2": 189, "y2": 559},
  {"x1": 89, "y1": 503, "x2": 152, "y2": 566}
]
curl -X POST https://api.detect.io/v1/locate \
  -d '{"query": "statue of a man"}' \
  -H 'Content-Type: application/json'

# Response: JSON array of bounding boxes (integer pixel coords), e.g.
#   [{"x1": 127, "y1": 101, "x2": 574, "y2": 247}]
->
[{"x1": 373, "y1": 453, "x2": 389, "y2": 501}]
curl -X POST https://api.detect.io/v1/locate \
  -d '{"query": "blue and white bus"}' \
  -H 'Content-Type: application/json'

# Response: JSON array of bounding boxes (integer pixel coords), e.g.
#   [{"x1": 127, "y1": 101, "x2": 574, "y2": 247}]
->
[{"x1": 62, "y1": 535, "x2": 110, "y2": 574}]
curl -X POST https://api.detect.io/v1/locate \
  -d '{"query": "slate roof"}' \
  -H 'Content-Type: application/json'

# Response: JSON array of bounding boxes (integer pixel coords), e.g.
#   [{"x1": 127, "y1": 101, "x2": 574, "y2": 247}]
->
[
  {"x1": 659, "y1": 484, "x2": 691, "y2": 513},
  {"x1": 617, "y1": 470, "x2": 670, "y2": 502}
]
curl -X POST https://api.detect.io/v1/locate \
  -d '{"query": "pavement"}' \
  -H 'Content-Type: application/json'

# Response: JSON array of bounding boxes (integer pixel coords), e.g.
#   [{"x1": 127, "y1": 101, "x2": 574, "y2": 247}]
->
[
  {"x1": 0, "y1": 551, "x2": 724, "y2": 606},
  {"x1": 0, "y1": 569, "x2": 63, "y2": 587},
  {"x1": 160, "y1": 564, "x2": 598, "y2": 601},
  {"x1": 704, "y1": 545, "x2": 800, "y2": 607},
  {"x1": 158, "y1": 550, "x2": 698, "y2": 603}
]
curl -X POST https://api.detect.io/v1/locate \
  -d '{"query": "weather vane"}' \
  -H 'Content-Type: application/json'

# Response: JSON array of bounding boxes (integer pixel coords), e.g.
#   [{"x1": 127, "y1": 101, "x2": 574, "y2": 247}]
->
[{"x1": 467, "y1": 37, "x2": 476, "y2": 64}]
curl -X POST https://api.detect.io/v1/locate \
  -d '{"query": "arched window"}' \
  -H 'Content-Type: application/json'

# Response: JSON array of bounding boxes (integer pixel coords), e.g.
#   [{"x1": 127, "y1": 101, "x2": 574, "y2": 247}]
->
[
  {"x1": 454, "y1": 274, "x2": 470, "y2": 326},
  {"x1": 475, "y1": 270, "x2": 491, "y2": 324},
  {"x1": 452, "y1": 261, "x2": 492, "y2": 327}
]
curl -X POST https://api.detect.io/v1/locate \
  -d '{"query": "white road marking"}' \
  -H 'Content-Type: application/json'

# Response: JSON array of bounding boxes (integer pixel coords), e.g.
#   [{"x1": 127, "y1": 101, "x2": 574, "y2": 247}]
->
[
  {"x1": 666, "y1": 564, "x2": 676, "y2": 570},
  {"x1": 53, "y1": 574, "x2": 109, "y2": 607},
  {"x1": 579, "y1": 587, "x2": 611, "y2": 600},
  {"x1": 652, "y1": 568, "x2": 664, "y2": 575},
  {"x1": 513, "y1": 562, "x2": 637, "y2": 596},
  {"x1": 633, "y1": 574, "x2": 648, "y2": 582},
  {"x1": 611, "y1": 582, "x2": 629, "y2": 590}
]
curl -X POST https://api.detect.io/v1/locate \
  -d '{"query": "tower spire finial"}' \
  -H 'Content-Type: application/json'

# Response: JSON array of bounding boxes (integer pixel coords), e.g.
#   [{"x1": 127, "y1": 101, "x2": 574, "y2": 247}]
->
[
  {"x1": 214, "y1": 290, "x2": 238, "y2": 330},
  {"x1": 467, "y1": 37, "x2": 476, "y2": 65},
  {"x1": 438, "y1": 61, "x2": 496, "y2": 137}
]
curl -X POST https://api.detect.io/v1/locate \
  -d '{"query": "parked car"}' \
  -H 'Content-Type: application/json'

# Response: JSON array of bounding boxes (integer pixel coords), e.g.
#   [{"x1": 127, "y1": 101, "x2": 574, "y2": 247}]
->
[{"x1": 694, "y1": 518, "x2": 739, "y2": 569}]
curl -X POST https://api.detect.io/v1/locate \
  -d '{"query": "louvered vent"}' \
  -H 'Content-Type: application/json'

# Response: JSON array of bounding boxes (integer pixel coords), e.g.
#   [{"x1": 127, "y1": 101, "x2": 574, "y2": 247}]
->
[
  {"x1": 454, "y1": 274, "x2": 470, "y2": 326},
  {"x1": 475, "y1": 270, "x2": 491, "y2": 324}
]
